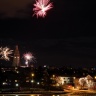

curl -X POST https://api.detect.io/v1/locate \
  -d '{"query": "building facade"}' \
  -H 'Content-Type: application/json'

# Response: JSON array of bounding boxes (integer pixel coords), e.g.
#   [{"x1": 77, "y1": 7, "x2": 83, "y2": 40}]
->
[{"x1": 12, "y1": 45, "x2": 20, "y2": 67}]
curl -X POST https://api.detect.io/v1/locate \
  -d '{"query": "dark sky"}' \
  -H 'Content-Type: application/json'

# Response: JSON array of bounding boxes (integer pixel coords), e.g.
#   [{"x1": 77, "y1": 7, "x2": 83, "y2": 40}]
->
[{"x1": 0, "y1": 0, "x2": 95, "y2": 68}]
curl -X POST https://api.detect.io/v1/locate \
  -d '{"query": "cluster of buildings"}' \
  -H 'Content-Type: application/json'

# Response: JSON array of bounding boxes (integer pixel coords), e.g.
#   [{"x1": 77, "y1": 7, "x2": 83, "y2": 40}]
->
[
  {"x1": 0, "y1": 64, "x2": 96, "y2": 91},
  {"x1": 0, "y1": 45, "x2": 96, "y2": 91}
]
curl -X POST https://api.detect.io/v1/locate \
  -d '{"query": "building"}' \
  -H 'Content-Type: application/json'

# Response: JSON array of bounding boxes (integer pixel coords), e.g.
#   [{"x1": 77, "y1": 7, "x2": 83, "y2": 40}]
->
[
  {"x1": 12, "y1": 45, "x2": 20, "y2": 67},
  {"x1": 55, "y1": 76, "x2": 74, "y2": 86}
]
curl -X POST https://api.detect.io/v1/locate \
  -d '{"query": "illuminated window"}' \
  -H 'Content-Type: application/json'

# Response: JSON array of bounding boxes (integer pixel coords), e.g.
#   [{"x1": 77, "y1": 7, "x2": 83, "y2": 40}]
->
[
  {"x1": 53, "y1": 75, "x2": 55, "y2": 78},
  {"x1": 32, "y1": 73, "x2": 34, "y2": 77},
  {"x1": 16, "y1": 83, "x2": 19, "y2": 87},
  {"x1": 37, "y1": 82, "x2": 40, "y2": 85},
  {"x1": 17, "y1": 71, "x2": 19, "y2": 73},
  {"x1": 26, "y1": 80, "x2": 29, "y2": 82},
  {"x1": 15, "y1": 80, "x2": 18, "y2": 82},
  {"x1": 31, "y1": 80, "x2": 34, "y2": 83}
]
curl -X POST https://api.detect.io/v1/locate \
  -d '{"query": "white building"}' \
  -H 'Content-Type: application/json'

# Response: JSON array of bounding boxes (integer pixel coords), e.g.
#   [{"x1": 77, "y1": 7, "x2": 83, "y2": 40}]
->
[{"x1": 55, "y1": 76, "x2": 73, "y2": 85}]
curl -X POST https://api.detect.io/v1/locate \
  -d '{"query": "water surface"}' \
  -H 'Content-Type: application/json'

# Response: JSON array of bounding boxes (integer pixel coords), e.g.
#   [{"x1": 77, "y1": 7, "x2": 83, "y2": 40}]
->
[{"x1": 0, "y1": 94, "x2": 96, "y2": 96}]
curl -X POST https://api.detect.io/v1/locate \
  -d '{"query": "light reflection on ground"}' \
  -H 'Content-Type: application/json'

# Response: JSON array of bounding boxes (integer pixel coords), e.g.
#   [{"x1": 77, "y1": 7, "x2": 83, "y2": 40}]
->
[
  {"x1": 0, "y1": 90, "x2": 96, "y2": 96},
  {"x1": 0, "y1": 94, "x2": 96, "y2": 96},
  {"x1": 0, "y1": 94, "x2": 61, "y2": 96}
]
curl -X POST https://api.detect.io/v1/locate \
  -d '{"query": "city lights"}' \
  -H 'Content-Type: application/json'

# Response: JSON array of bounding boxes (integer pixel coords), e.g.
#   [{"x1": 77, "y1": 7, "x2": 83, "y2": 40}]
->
[{"x1": 15, "y1": 83, "x2": 19, "y2": 87}]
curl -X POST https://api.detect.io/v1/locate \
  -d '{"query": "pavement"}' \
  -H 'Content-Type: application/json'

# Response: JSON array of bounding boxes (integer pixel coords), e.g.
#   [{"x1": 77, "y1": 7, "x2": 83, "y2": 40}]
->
[{"x1": 64, "y1": 89, "x2": 96, "y2": 95}]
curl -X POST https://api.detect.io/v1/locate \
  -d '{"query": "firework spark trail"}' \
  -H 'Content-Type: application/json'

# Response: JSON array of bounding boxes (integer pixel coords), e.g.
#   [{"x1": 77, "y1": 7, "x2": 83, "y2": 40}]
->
[
  {"x1": 33, "y1": 0, "x2": 53, "y2": 18},
  {"x1": 0, "y1": 47, "x2": 13, "y2": 61}
]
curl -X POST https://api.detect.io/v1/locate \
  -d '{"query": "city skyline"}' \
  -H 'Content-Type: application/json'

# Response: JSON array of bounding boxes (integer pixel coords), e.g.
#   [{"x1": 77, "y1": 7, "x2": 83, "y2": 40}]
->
[{"x1": 0, "y1": 38, "x2": 96, "y2": 68}]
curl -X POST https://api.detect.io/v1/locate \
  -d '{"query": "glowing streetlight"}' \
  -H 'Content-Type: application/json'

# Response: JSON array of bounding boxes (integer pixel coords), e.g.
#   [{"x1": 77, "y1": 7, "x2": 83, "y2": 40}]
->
[
  {"x1": 15, "y1": 83, "x2": 19, "y2": 87},
  {"x1": 32, "y1": 73, "x2": 34, "y2": 77},
  {"x1": 37, "y1": 82, "x2": 40, "y2": 85},
  {"x1": 31, "y1": 80, "x2": 34, "y2": 83}
]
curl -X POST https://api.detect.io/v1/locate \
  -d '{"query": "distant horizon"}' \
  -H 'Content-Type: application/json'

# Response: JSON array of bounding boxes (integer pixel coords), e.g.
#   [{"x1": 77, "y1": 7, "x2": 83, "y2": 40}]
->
[
  {"x1": 1, "y1": 38, "x2": 96, "y2": 68},
  {"x1": 0, "y1": 59, "x2": 96, "y2": 69}
]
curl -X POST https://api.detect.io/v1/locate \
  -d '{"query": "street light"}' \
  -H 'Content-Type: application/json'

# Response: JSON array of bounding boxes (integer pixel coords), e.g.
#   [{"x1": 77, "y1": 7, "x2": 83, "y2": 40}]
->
[
  {"x1": 31, "y1": 73, "x2": 34, "y2": 77},
  {"x1": 31, "y1": 80, "x2": 34, "y2": 83},
  {"x1": 15, "y1": 83, "x2": 19, "y2": 87},
  {"x1": 31, "y1": 73, "x2": 35, "y2": 88},
  {"x1": 37, "y1": 82, "x2": 40, "y2": 85}
]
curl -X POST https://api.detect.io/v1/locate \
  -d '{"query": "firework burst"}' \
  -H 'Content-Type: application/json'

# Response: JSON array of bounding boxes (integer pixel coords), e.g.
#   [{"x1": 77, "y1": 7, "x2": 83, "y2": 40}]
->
[
  {"x1": 33, "y1": 0, "x2": 53, "y2": 18},
  {"x1": 0, "y1": 47, "x2": 13, "y2": 61},
  {"x1": 23, "y1": 52, "x2": 35, "y2": 67}
]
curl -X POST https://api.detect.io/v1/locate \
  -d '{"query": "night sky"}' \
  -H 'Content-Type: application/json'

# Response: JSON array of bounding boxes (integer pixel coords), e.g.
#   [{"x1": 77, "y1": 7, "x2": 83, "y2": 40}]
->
[{"x1": 0, "y1": 0, "x2": 95, "y2": 68}]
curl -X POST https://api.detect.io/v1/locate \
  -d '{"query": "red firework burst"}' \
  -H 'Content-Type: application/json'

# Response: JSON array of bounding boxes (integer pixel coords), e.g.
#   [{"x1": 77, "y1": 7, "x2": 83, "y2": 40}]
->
[{"x1": 33, "y1": 0, "x2": 53, "y2": 18}]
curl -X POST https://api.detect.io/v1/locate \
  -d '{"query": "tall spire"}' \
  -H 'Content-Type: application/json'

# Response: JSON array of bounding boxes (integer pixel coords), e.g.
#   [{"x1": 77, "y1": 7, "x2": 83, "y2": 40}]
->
[
  {"x1": 12, "y1": 45, "x2": 20, "y2": 67},
  {"x1": 16, "y1": 45, "x2": 18, "y2": 50}
]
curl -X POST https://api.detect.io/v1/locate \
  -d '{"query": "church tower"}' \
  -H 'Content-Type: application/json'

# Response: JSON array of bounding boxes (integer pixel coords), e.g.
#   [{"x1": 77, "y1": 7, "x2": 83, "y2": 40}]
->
[{"x1": 13, "y1": 45, "x2": 20, "y2": 67}]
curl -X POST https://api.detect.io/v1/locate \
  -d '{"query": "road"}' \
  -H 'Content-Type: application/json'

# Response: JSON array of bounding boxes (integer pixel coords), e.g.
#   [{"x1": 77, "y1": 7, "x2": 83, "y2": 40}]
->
[{"x1": 65, "y1": 89, "x2": 96, "y2": 95}]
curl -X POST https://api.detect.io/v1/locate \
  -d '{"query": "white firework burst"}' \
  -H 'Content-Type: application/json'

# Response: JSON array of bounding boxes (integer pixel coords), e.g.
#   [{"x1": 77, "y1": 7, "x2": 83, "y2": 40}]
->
[
  {"x1": 23, "y1": 52, "x2": 36, "y2": 67},
  {"x1": 0, "y1": 47, "x2": 13, "y2": 61}
]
